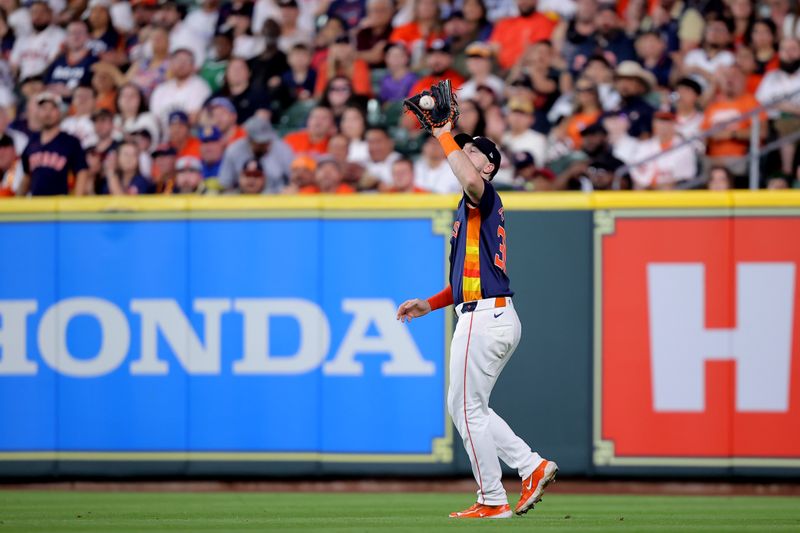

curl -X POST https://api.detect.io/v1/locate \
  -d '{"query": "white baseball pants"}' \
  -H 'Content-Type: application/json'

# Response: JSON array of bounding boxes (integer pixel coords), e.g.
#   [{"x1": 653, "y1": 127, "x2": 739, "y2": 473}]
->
[{"x1": 447, "y1": 298, "x2": 542, "y2": 506}]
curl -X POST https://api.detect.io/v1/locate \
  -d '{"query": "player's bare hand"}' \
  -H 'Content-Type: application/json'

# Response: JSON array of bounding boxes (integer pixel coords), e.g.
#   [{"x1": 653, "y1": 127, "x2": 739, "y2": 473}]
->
[
  {"x1": 432, "y1": 121, "x2": 452, "y2": 139},
  {"x1": 396, "y1": 298, "x2": 431, "y2": 323}
]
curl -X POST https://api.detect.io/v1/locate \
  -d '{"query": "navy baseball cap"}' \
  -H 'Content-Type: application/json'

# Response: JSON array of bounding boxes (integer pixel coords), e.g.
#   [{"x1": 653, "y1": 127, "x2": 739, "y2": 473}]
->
[
  {"x1": 168, "y1": 110, "x2": 190, "y2": 125},
  {"x1": 207, "y1": 97, "x2": 236, "y2": 114},
  {"x1": 198, "y1": 126, "x2": 222, "y2": 142},
  {"x1": 454, "y1": 133, "x2": 501, "y2": 179},
  {"x1": 428, "y1": 39, "x2": 451, "y2": 54},
  {"x1": 512, "y1": 151, "x2": 536, "y2": 169}
]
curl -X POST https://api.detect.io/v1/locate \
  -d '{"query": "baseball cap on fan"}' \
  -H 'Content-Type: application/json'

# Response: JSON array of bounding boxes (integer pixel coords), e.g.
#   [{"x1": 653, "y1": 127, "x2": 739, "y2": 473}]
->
[{"x1": 454, "y1": 133, "x2": 501, "y2": 180}]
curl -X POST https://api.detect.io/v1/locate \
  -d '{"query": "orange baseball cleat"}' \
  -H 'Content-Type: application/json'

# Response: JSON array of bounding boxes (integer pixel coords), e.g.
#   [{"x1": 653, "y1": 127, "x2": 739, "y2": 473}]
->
[
  {"x1": 449, "y1": 502, "x2": 513, "y2": 519},
  {"x1": 515, "y1": 459, "x2": 559, "y2": 515}
]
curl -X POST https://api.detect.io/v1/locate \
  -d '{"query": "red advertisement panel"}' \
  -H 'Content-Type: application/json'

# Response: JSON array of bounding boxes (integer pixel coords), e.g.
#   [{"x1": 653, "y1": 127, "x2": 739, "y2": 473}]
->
[{"x1": 600, "y1": 216, "x2": 800, "y2": 461}]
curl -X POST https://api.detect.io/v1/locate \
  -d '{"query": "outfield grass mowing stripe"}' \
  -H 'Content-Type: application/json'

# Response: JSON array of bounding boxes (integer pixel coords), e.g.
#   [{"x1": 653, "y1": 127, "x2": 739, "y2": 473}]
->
[{"x1": 0, "y1": 492, "x2": 799, "y2": 532}]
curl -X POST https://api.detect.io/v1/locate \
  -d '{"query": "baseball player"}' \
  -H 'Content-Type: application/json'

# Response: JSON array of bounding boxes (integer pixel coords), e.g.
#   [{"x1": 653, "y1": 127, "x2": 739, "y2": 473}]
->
[{"x1": 397, "y1": 81, "x2": 557, "y2": 519}]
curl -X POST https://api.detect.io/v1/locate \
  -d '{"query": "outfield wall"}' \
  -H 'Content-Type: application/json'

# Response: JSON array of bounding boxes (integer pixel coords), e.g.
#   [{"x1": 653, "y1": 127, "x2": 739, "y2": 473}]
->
[{"x1": 1, "y1": 193, "x2": 799, "y2": 479}]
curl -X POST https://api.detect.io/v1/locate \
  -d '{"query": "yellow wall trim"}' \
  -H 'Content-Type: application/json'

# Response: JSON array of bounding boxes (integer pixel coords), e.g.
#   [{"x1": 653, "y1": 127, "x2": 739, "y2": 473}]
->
[{"x1": 2, "y1": 191, "x2": 800, "y2": 215}]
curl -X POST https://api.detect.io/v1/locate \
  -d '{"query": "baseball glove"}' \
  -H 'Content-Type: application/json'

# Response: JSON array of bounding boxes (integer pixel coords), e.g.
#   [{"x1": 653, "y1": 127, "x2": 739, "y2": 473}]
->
[{"x1": 403, "y1": 79, "x2": 460, "y2": 135}]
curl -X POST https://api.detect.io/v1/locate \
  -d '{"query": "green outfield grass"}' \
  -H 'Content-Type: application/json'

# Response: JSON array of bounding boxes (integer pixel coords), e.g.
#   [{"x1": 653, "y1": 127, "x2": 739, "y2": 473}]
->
[{"x1": 1, "y1": 491, "x2": 798, "y2": 532}]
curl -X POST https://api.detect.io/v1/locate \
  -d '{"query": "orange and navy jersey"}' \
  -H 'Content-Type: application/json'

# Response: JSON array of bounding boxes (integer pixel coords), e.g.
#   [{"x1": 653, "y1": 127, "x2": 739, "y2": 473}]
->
[{"x1": 449, "y1": 180, "x2": 512, "y2": 306}]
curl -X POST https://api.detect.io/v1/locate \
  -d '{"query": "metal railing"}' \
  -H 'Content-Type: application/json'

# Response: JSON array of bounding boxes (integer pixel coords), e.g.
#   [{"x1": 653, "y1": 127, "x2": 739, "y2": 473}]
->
[{"x1": 614, "y1": 86, "x2": 800, "y2": 189}]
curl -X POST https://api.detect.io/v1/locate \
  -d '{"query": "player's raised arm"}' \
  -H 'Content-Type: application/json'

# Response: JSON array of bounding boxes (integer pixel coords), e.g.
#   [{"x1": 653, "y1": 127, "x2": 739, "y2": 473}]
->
[
  {"x1": 432, "y1": 123, "x2": 484, "y2": 204},
  {"x1": 404, "y1": 80, "x2": 487, "y2": 204}
]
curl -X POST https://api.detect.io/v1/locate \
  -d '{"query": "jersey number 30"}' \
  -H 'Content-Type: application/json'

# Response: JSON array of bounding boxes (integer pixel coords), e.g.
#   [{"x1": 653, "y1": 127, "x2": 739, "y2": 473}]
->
[{"x1": 494, "y1": 226, "x2": 507, "y2": 272}]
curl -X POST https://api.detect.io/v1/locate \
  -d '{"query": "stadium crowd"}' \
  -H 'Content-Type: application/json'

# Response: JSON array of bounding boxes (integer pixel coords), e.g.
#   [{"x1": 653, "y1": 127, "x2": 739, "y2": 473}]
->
[{"x1": 0, "y1": 0, "x2": 800, "y2": 196}]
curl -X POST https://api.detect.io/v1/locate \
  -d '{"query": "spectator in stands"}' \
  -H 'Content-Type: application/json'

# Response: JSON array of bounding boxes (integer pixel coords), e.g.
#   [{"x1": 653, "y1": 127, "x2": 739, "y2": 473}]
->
[
  {"x1": 508, "y1": 40, "x2": 562, "y2": 134},
  {"x1": 150, "y1": 143, "x2": 176, "y2": 193},
  {"x1": 612, "y1": 61, "x2": 656, "y2": 138},
  {"x1": 616, "y1": 110, "x2": 698, "y2": 189},
  {"x1": 282, "y1": 154, "x2": 317, "y2": 193},
  {"x1": 149, "y1": 48, "x2": 211, "y2": 126},
  {"x1": 272, "y1": 43, "x2": 316, "y2": 109},
  {"x1": 683, "y1": 17, "x2": 735, "y2": 83},
  {"x1": 707, "y1": 164, "x2": 733, "y2": 190},
  {"x1": 200, "y1": 32, "x2": 232, "y2": 93},
  {"x1": 381, "y1": 156, "x2": 426, "y2": 192},
  {"x1": 340, "y1": 106, "x2": 369, "y2": 164},
  {"x1": 314, "y1": 34, "x2": 371, "y2": 97},
  {"x1": 736, "y1": 44, "x2": 763, "y2": 95},
  {"x1": 60, "y1": 84, "x2": 98, "y2": 149},
  {"x1": 502, "y1": 98, "x2": 548, "y2": 169},
  {"x1": 214, "y1": 58, "x2": 269, "y2": 124},
  {"x1": 0, "y1": 134, "x2": 21, "y2": 196},
  {"x1": 702, "y1": 65, "x2": 765, "y2": 176},
  {"x1": 206, "y1": 97, "x2": 245, "y2": 146},
  {"x1": 103, "y1": 141, "x2": 154, "y2": 194},
  {"x1": 462, "y1": 0, "x2": 493, "y2": 41},
  {"x1": 459, "y1": 41, "x2": 504, "y2": 101},
  {"x1": 413, "y1": 136, "x2": 460, "y2": 193},
  {"x1": 276, "y1": 0, "x2": 311, "y2": 53},
  {"x1": 552, "y1": 0, "x2": 596, "y2": 71},
  {"x1": 91, "y1": 108, "x2": 118, "y2": 159},
  {"x1": 87, "y1": 0, "x2": 121, "y2": 57},
  {"x1": 579, "y1": 54, "x2": 621, "y2": 111},
  {"x1": 574, "y1": 5, "x2": 636, "y2": 69},
  {"x1": 319, "y1": 75, "x2": 361, "y2": 121},
  {"x1": 363, "y1": 126, "x2": 401, "y2": 186},
  {"x1": 81, "y1": 145, "x2": 104, "y2": 195},
  {"x1": 125, "y1": 24, "x2": 170, "y2": 97},
  {"x1": 379, "y1": 42, "x2": 417, "y2": 103},
  {"x1": 311, "y1": 15, "x2": 346, "y2": 70},
  {"x1": 166, "y1": 111, "x2": 200, "y2": 158},
  {"x1": 90, "y1": 61, "x2": 123, "y2": 112},
  {"x1": 635, "y1": 30, "x2": 673, "y2": 89},
  {"x1": 303, "y1": 157, "x2": 355, "y2": 194},
  {"x1": 766, "y1": 173, "x2": 791, "y2": 189},
  {"x1": 224, "y1": 3, "x2": 260, "y2": 61},
  {"x1": 455, "y1": 98, "x2": 487, "y2": 138},
  {"x1": 172, "y1": 155, "x2": 207, "y2": 194},
  {"x1": 228, "y1": 157, "x2": 267, "y2": 194},
  {"x1": 756, "y1": 37, "x2": 800, "y2": 175},
  {"x1": 508, "y1": 151, "x2": 537, "y2": 190},
  {"x1": 115, "y1": 82, "x2": 156, "y2": 143},
  {"x1": 323, "y1": 0, "x2": 366, "y2": 30},
  {"x1": 248, "y1": 19, "x2": 288, "y2": 89},
  {"x1": 674, "y1": 77, "x2": 705, "y2": 152},
  {"x1": 556, "y1": 78, "x2": 602, "y2": 150},
  {"x1": 638, "y1": 0, "x2": 704, "y2": 54},
  {"x1": 408, "y1": 39, "x2": 465, "y2": 96},
  {"x1": 390, "y1": 0, "x2": 444, "y2": 68},
  {"x1": 45, "y1": 20, "x2": 97, "y2": 99},
  {"x1": 19, "y1": 92, "x2": 88, "y2": 196},
  {"x1": 10, "y1": 0, "x2": 65, "y2": 80},
  {"x1": 556, "y1": 122, "x2": 624, "y2": 190},
  {"x1": 0, "y1": 7, "x2": 16, "y2": 61},
  {"x1": 441, "y1": 11, "x2": 470, "y2": 76},
  {"x1": 198, "y1": 126, "x2": 225, "y2": 192},
  {"x1": 284, "y1": 105, "x2": 335, "y2": 156},
  {"x1": 489, "y1": 0, "x2": 557, "y2": 71},
  {"x1": 218, "y1": 115, "x2": 294, "y2": 192},
  {"x1": 354, "y1": 0, "x2": 394, "y2": 67},
  {"x1": 748, "y1": 18, "x2": 779, "y2": 77},
  {"x1": 10, "y1": 76, "x2": 45, "y2": 136},
  {"x1": 729, "y1": 0, "x2": 755, "y2": 47}
]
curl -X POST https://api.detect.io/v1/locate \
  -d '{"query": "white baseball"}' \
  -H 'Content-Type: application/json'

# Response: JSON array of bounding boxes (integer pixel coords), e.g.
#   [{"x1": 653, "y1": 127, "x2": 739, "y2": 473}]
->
[{"x1": 419, "y1": 95, "x2": 435, "y2": 110}]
